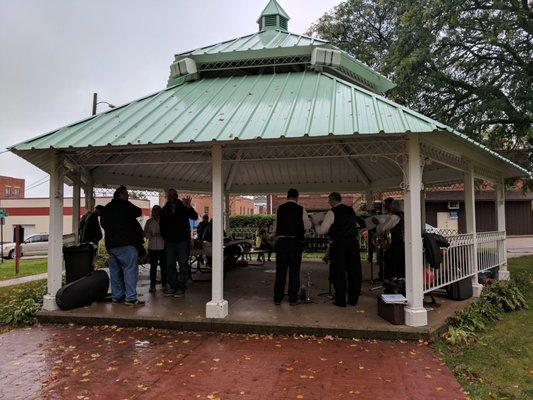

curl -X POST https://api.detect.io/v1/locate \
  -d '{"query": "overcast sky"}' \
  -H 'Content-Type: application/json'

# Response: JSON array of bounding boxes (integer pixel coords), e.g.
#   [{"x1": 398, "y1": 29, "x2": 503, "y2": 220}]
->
[{"x1": 0, "y1": 0, "x2": 340, "y2": 198}]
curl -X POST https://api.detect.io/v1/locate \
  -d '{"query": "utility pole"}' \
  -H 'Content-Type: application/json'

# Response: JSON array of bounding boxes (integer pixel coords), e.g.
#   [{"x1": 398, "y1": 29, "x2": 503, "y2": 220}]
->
[
  {"x1": 92, "y1": 93, "x2": 98, "y2": 116},
  {"x1": 92, "y1": 92, "x2": 115, "y2": 116}
]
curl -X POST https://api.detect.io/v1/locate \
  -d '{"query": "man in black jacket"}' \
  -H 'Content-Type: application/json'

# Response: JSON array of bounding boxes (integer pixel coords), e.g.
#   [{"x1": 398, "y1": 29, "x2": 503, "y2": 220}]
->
[
  {"x1": 160, "y1": 188, "x2": 198, "y2": 297},
  {"x1": 315, "y1": 192, "x2": 364, "y2": 307},
  {"x1": 100, "y1": 186, "x2": 145, "y2": 306},
  {"x1": 80, "y1": 205, "x2": 104, "y2": 245},
  {"x1": 273, "y1": 188, "x2": 311, "y2": 305}
]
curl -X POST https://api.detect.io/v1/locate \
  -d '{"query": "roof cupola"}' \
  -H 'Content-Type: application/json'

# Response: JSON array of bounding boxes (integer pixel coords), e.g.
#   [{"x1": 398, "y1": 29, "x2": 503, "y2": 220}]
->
[{"x1": 257, "y1": 0, "x2": 290, "y2": 31}]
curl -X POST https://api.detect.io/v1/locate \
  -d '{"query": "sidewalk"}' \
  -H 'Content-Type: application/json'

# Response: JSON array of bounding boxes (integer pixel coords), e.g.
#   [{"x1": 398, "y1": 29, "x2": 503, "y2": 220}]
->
[
  {"x1": 0, "y1": 272, "x2": 47, "y2": 288},
  {"x1": 0, "y1": 324, "x2": 467, "y2": 400}
]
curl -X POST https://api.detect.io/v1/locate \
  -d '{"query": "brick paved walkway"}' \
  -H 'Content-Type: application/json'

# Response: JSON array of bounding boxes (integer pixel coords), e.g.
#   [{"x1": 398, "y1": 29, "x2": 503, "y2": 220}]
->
[{"x1": 0, "y1": 325, "x2": 467, "y2": 400}]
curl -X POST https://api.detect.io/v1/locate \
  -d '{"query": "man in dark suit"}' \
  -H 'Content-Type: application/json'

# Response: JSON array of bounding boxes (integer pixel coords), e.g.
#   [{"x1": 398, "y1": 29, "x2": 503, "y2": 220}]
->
[
  {"x1": 315, "y1": 192, "x2": 364, "y2": 307},
  {"x1": 273, "y1": 188, "x2": 311, "y2": 305}
]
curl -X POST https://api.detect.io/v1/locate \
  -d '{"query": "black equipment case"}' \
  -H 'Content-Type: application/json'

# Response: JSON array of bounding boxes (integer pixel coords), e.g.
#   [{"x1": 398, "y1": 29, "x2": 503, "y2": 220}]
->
[
  {"x1": 446, "y1": 277, "x2": 473, "y2": 300},
  {"x1": 56, "y1": 270, "x2": 109, "y2": 310}
]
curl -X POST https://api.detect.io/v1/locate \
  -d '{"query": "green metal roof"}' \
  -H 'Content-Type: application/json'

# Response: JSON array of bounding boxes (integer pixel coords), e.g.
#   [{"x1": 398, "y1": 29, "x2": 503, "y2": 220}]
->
[
  {"x1": 9, "y1": 70, "x2": 527, "y2": 176},
  {"x1": 11, "y1": 71, "x2": 434, "y2": 150},
  {"x1": 167, "y1": 1, "x2": 395, "y2": 94},
  {"x1": 177, "y1": 30, "x2": 328, "y2": 57},
  {"x1": 170, "y1": 29, "x2": 395, "y2": 94}
]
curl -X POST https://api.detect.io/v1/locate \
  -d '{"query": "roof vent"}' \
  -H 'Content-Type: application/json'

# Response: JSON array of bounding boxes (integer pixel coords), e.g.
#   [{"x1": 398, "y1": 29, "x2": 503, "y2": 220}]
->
[
  {"x1": 170, "y1": 57, "x2": 197, "y2": 77},
  {"x1": 311, "y1": 48, "x2": 341, "y2": 67},
  {"x1": 257, "y1": 0, "x2": 290, "y2": 31}
]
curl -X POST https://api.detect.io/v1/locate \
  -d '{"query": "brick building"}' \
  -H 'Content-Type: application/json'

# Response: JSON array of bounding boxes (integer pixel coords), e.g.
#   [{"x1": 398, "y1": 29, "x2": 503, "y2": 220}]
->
[
  {"x1": 269, "y1": 193, "x2": 364, "y2": 213},
  {"x1": 0, "y1": 197, "x2": 150, "y2": 239},
  {"x1": 157, "y1": 193, "x2": 255, "y2": 217},
  {"x1": 0, "y1": 176, "x2": 25, "y2": 199}
]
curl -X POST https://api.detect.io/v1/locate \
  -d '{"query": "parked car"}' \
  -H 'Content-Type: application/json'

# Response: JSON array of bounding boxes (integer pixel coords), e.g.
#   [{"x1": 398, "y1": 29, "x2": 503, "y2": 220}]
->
[{"x1": 1, "y1": 233, "x2": 76, "y2": 259}]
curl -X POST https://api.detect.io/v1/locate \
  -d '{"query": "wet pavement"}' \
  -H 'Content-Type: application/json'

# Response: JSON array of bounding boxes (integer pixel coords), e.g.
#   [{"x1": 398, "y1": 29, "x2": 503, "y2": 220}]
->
[{"x1": 0, "y1": 324, "x2": 467, "y2": 400}]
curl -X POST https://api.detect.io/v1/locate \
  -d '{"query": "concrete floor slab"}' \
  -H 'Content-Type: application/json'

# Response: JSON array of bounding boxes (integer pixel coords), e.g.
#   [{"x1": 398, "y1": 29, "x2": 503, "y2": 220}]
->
[{"x1": 39, "y1": 261, "x2": 473, "y2": 340}]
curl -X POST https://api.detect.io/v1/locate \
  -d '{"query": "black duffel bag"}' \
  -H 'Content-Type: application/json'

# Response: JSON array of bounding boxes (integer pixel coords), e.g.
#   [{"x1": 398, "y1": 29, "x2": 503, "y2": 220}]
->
[
  {"x1": 446, "y1": 277, "x2": 473, "y2": 301},
  {"x1": 56, "y1": 270, "x2": 109, "y2": 310}
]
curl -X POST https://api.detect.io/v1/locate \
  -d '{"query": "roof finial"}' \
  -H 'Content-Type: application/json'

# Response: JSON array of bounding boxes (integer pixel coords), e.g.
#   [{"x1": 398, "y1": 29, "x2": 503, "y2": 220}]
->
[{"x1": 257, "y1": 0, "x2": 290, "y2": 31}]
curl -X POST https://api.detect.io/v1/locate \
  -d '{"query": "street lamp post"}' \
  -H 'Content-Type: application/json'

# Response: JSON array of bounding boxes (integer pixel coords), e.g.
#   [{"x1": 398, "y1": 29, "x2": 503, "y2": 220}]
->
[{"x1": 92, "y1": 92, "x2": 115, "y2": 116}]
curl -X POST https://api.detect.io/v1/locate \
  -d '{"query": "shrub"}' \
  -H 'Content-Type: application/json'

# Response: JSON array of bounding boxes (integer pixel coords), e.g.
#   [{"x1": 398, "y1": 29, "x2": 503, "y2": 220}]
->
[
  {"x1": 443, "y1": 278, "x2": 528, "y2": 346},
  {"x1": 229, "y1": 214, "x2": 275, "y2": 228},
  {"x1": 0, "y1": 281, "x2": 46, "y2": 328}
]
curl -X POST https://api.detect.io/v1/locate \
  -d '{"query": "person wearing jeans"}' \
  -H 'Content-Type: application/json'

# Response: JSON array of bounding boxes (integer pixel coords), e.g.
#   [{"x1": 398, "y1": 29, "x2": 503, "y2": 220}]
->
[
  {"x1": 144, "y1": 205, "x2": 167, "y2": 292},
  {"x1": 160, "y1": 189, "x2": 198, "y2": 297},
  {"x1": 100, "y1": 185, "x2": 145, "y2": 306},
  {"x1": 108, "y1": 245, "x2": 139, "y2": 303}
]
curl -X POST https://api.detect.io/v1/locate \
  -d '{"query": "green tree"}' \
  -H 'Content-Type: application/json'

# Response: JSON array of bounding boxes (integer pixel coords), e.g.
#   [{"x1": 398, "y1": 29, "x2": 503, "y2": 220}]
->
[{"x1": 308, "y1": 0, "x2": 532, "y2": 152}]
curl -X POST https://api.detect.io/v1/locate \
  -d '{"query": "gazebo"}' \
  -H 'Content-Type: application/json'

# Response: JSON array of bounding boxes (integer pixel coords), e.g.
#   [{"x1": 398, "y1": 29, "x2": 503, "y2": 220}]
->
[{"x1": 10, "y1": 0, "x2": 527, "y2": 327}]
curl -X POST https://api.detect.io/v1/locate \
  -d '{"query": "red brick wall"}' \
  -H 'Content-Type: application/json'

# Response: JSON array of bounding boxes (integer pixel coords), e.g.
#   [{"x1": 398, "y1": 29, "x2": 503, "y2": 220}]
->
[
  {"x1": 0, "y1": 176, "x2": 25, "y2": 199},
  {"x1": 271, "y1": 193, "x2": 364, "y2": 213},
  {"x1": 157, "y1": 193, "x2": 255, "y2": 218}
]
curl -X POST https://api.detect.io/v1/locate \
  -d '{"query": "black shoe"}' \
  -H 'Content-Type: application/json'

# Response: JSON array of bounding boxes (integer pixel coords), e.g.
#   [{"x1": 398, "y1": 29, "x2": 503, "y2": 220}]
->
[
  {"x1": 112, "y1": 296, "x2": 125, "y2": 304},
  {"x1": 163, "y1": 289, "x2": 177, "y2": 297},
  {"x1": 348, "y1": 297, "x2": 359, "y2": 307},
  {"x1": 289, "y1": 300, "x2": 301, "y2": 306},
  {"x1": 333, "y1": 301, "x2": 346, "y2": 307},
  {"x1": 274, "y1": 300, "x2": 281, "y2": 305},
  {"x1": 124, "y1": 299, "x2": 145, "y2": 306}
]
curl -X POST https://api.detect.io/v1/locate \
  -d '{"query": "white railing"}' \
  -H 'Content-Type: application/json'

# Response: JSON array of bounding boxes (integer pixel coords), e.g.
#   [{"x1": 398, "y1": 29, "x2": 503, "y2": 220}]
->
[
  {"x1": 476, "y1": 231, "x2": 506, "y2": 273},
  {"x1": 423, "y1": 230, "x2": 506, "y2": 293},
  {"x1": 424, "y1": 233, "x2": 474, "y2": 293}
]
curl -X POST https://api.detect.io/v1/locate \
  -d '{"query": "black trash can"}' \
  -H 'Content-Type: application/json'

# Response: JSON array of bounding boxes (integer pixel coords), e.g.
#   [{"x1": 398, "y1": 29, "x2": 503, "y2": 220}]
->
[{"x1": 63, "y1": 243, "x2": 95, "y2": 284}]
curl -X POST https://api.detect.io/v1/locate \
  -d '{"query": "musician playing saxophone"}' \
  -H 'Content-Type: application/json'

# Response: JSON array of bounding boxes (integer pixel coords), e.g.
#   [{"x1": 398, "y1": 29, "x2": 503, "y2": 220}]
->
[
  {"x1": 372, "y1": 198, "x2": 405, "y2": 282},
  {"x1": 315, "y1": 192, "x2": 365, "y2": 307}
]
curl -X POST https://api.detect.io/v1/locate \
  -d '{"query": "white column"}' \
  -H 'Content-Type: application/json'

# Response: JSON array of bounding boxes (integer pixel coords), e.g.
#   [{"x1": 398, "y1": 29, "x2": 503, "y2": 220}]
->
[
  {"x1": 206, "y1": 143, "x2": 228, "y2": 318},
  {"x1": 72, "y1": 170, "x2": 81, "y2": 243},
  {"x1": 464, "y1": 165, "x2": 483, "y2": 297},
  {"x1": 420, "y1": 187, "x2": 426, "y2": 232},
  {"x1": 42, "y1": 153, "x2": 65, "y2": 311},
  {"x1": 496, "y1": 179, "x2": 509, "y2": 280},
  {"x1": 224, "y1": 191, "x2": 230, "y2": 233},
  {"x1": 403, "y1": 135, "x2": 427, "y2": 327}
]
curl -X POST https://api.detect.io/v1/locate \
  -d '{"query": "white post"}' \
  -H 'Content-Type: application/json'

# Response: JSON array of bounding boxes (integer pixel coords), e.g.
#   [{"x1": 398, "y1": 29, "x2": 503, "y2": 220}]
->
[
  {"x1": 420, "y1": 187, "x2": 426, "y2": 231},
  {"x1": 72, "y1": 170, "x2": 81, "y2": 243},
  {"x1": 464, "y1": 165, "x2": 483, "y2": 297},
  {"x1": 206, "y1": 143, "x2": 228, "y2": 318},
  {"x1": 403, "y1": 135, "x2": 427, "y2": 327},
  {"x1": 496, "y1": 179, "x2": 509, "y2": 280},
  {"x1": 224, "y1": 191, "x2": 230, "y2": 233},
  {"x1": 42, "y1": 153, "x2": 65, "y2": 311}
]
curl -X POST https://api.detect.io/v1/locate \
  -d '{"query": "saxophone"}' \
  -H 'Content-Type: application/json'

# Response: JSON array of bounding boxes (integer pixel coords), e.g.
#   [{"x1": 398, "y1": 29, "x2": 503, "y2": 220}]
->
[{"x1": 372, "y1": 230, "x2": 392, "y2": 250}]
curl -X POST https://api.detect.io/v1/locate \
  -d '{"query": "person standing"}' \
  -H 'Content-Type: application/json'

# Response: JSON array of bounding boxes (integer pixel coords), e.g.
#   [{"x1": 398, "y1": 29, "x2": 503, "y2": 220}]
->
[
  {"x1": 79, "y1": 205, "x2": 104, "y2": 245},
  {"x1": 373, "y1": 197, "x2": 405, "y2": 281},
  {"x1": 273, "y1": 188, "x2": 311, "y2": 305},
  {"x1": 144, "y1": 205, "x2": 167, "y2": 293},
  {"x1": 315, "y1": 192, "x2": 364, "y2": 307},
  {"x1": 197, "y1": 214, "x2": 210, "y2": 241},
  {"x1": 160, "y1": 189, "x2": 198, "y2": 297},
  {"x1": 100, "y1": 186, "x2": 145, "y2": 306}
]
